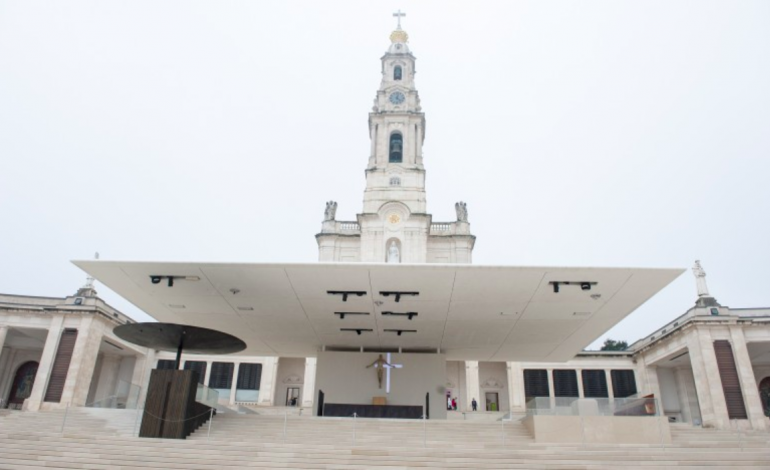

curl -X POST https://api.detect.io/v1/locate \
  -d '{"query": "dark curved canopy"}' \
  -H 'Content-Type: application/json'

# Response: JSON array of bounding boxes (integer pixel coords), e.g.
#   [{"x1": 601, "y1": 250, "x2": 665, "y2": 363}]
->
[{"x1": 114, "y1": 322, "x2": 246, "y2": 355}]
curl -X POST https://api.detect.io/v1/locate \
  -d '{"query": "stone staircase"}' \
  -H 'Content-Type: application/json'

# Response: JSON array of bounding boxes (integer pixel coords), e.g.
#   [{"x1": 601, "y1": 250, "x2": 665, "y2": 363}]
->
[{"x1": 0, "y1": 408, "x2": 768, "y2": 469}]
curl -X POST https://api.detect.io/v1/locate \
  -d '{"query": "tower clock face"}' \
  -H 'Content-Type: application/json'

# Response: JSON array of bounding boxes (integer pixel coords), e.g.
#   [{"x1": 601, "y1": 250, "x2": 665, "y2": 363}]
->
[{"x1": 389, "y1": 92, "x2": 405, "y2": 104}]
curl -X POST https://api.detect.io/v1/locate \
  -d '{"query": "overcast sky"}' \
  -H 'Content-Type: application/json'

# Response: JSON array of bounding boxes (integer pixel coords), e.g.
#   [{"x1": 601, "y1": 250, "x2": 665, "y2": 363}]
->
[{"x1": 1, "y1": 1, "x2": 769, "y2": 350}]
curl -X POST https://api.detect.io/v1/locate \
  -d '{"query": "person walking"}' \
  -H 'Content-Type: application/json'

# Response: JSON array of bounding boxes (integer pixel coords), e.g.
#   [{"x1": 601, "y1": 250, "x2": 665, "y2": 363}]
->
[
  {"x1": 471, "y1": 398, "x2": 478, "y2": 411},
  {"x1": 452, "y1": 397, "x2": 457, "y2": 411}
]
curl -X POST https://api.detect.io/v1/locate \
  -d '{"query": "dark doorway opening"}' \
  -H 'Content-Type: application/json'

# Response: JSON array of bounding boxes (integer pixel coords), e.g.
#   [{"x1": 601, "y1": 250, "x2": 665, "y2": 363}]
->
[{"x1": 7, "y1": 361, "x2": 39, "y2": 409}]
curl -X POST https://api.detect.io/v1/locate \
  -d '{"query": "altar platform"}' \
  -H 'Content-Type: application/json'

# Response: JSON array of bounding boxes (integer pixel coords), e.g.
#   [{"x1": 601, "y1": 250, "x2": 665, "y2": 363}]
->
[{"x1": 323, "y1": 403, "x2": 423, "y2": 419}]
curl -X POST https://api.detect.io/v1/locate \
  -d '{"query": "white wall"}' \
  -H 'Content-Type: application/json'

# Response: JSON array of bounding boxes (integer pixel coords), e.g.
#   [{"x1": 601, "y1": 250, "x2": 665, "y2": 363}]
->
[
  {"x1": 656, "y1": 367, "x2": 681, "y2": 415},
  {"x1": 274, "y1": 357, "x2": 305, "y2": 406},
  {"x1": 315, "y1": 351, "x2": 447, "y2": 419},
  {"x1": 479, "y1": 361, "x2": 509, "y2": 412}
]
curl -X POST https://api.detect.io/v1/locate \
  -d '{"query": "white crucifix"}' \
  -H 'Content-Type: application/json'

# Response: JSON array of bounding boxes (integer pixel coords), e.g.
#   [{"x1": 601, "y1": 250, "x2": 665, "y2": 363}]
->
[
  {"x1": 367, "y1": 352, "x2": 403, "y2": 393},
  {"x1": 393, "y1": 10, "x2": 406, "y2": 29}
]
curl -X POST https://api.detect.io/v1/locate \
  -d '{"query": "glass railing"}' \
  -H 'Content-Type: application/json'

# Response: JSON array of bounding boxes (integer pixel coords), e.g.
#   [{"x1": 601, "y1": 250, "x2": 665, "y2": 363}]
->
[
  {"x1": 195, "y1": 383, "x2": 220, "y2": 408},
  {"x1": 86, "y1": 380, "x2": 142, "y2": 409},
  {"x1": 526, "y1": 396, "x2": 660, "y2": 417}
]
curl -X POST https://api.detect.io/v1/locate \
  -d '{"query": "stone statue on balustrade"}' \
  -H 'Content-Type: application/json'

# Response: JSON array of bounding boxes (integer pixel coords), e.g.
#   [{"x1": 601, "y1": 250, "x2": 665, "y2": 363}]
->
[
  {"x1": 455, "y1": 201, "x2": 468, "y2": 222},
  {"x1": 692, "y1": 260, "x2": 720, "y2": 307},
  {"x1": 324, "y1": 201, "x2": 338, "y2": 221},
  {"x1": 692, "y1": 260, "x2": 709, "y2": 297}
]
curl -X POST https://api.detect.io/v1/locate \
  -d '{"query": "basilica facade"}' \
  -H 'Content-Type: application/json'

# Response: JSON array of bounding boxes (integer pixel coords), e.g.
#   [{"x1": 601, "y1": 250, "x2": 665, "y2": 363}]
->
[{"x1": 1, "y1": 23, "x2": 769, "y2": 432}]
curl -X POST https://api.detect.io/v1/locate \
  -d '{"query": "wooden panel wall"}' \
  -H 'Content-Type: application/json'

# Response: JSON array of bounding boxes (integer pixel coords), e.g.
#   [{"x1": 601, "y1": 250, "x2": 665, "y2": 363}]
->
[
  {"x1": 713, "y1": 340, "x2": 748, "y2": 419},
  {"x1": 44, "y1": 329, "x2": 78, "y2": 403}
]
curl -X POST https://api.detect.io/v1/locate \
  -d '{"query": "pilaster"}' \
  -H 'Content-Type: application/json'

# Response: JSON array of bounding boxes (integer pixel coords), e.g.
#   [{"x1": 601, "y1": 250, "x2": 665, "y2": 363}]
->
[
  {"x1": 464, "y1": 361, "x2": 480, "y2": 411},
  {"x1": 203, "y1": 360, "x2": 213, "y2": 387},
  {"x1": 259, "y1": 357, "x2": 279, "y2": 406},
  {"x1": 547, "y1": 368, "x2": 556, "y2": 407},
  {"x1": 229, "y1": 362, "x2": 240, "y2": 405},
  {"x1": 302, "y1": 357, "x2": 317, "y2": 408},
  {"x1": 575, "y1": 368, "x2": 585, "y2": 398},
  {"x1": 605, "y1": 369, "x2": 615, "y2": 401},
  {"x1": 507, "y1": 362, "x2": 526, "y2": 413}
]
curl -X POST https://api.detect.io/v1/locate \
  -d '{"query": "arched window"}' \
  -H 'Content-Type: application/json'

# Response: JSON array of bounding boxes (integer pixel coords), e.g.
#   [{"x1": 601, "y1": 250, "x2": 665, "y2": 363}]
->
[
  {"x1": 394, "y1": 65, "x2": 402, "y2": 80},
  {"x1": 389, "y1": 133, "x2": 403, "y2": 163},
  {"x1": 759, "y1": 377, "x2": 770, "y2": 417},
  {"x1": 8, "y1": 361, "x2": 38, "y2": 409}
]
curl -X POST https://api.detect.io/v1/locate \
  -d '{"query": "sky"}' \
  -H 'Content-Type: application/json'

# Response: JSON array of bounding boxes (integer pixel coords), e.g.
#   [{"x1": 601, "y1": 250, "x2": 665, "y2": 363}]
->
[{"x1": 1, "y1": 1, "x2": 769, "y2": 350}]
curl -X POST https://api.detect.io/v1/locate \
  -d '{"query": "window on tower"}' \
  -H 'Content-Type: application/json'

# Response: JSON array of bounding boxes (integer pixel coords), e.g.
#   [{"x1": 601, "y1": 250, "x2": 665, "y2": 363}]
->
[
  {"x1": 389, "y1": 133, "x2": 403, "y2": 163},
  {"x1": 394, "y1": 66, "x2": 402, "y2": 80}
]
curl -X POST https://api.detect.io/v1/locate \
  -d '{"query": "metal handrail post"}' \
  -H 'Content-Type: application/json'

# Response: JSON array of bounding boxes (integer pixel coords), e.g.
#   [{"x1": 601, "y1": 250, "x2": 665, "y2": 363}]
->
[
  {"x1": 283, "y1": 411, "x2": 288, "y2": 440},
  {"x1": 423, "y1": 414, "x2": 427, "y2": 448},
  {"x1": 501, "y1": 416, "x2": 505, "y2": 446},
  {"x1": 60, "y1": 403, "x2": 70, "y2": 434},
  {"x1": 657, "y1": 410, "x2": 665, "y2": 451},
  {"x1": 353, "y1": 412, "x2": 357, "y2": 445},
  {"x1": 207, "y1": 408, "x2": 214, "y2": 439}
]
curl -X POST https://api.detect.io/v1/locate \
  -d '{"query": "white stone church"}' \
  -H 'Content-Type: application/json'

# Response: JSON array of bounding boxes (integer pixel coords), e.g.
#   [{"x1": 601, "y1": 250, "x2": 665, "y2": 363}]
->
[{"x1": 1, "y1": 21, "x2": 769, "y2": 436}]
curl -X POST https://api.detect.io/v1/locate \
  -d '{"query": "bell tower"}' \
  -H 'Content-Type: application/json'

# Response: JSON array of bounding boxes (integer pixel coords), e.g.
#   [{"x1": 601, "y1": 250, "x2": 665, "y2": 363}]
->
[
  {"x1": 364, "y1": 16, "x2": 426, "y2": 215},
  {"x1": 316, "y1": 14, "x2": 475, "y2": 264}
]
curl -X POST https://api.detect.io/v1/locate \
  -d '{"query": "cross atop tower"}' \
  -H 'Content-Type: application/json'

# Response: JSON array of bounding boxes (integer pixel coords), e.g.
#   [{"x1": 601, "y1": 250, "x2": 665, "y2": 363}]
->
[{"x1": 392, "y1": 10, "x2": 406, "y2": 29}]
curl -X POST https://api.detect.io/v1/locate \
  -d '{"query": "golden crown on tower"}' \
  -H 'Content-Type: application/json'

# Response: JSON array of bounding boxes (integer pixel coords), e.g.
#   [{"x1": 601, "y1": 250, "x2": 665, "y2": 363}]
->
[{"x1": 390, "y1": 28, "x2": 409, "y2": 44}]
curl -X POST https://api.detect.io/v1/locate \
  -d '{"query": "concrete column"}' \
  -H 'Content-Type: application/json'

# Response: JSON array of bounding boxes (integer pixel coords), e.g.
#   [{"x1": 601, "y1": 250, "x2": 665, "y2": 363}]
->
[
  {"x1": 0, "y1": 349, "x2": 18, "y2": 406},
  {"x1": 135, "y1": 348, "x2": 155, "y2": 409},
  {"x1": 464, "y1": 361, "x2": 480, "y2": 411},
  {"x1": 576, "y1": 369, "x2": 584, "y2": 398},
  {"x1": 258, "y1": 357, "x2": 280, "y2": 406},
  {"x1": 729, "y1": 326, "x2": 767, "y2": 430},
  {"x1": 687, "y1": 328, "x2": 730, "y2": 429},
  {"x1": 203, "y1": 361, "x2": 213, "y2": 387},
  {"x1": 0, "y1": 326, "x2": 9, "y2": 405},
  {"x1": 61, "y1": 316, "x2": 103, "y2": 407},
  {"x1": 0, "y1": 327, "x2": 8, "y2": 364},
  {"x1": 229, "y1": 362, "x2": 240, "y2": 405},
  {"x1": 26, "y1": 316, "x2": 64, "y2": 411},
  {"x1": 605, "y1": 369, "x2": 615, "y2": 401},
  {"x1": 507, "y1": 362, "x2": 526, "y2": 413},
  {"x1": 301, "y1": 357, "x2": 317, "y2": 409}
]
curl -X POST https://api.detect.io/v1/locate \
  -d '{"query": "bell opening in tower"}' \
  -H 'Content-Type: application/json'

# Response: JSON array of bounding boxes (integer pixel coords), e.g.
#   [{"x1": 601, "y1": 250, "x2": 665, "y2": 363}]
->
[
  {"x1": 394, "y1": 65, "x2": 402, "y2": 80},
  {"x1": 389, "y1": 133, "x2": 403, "y2": 163}
]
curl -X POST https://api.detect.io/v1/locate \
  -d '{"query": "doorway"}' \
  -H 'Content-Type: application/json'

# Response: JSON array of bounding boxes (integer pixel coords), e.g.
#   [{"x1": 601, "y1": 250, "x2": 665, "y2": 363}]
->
[
  {"x1": 285, "y1": 387, "x2": 300, "y2": 406},
  {"x1": 485, "y1": 392, "x2": 499, "y2": 411},
  {"x1": 7, "y1": 361, "x2": 39, "y2": 409}
]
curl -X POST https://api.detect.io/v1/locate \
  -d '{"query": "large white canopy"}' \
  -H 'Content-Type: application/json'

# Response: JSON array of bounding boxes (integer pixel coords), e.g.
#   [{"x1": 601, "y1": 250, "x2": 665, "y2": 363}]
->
[{"x1": 73, "y1": 261, "x2": 683, "y2": 361}]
